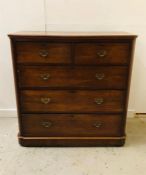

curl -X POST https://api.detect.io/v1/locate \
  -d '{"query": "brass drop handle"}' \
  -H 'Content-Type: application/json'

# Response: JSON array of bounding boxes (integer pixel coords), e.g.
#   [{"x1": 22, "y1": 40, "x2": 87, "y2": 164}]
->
[
  {"x1": 41, "y1": 97, "x2": 51, "y2": 104},
  {"x1": 93, "y1": 122, "x2": 102, "y2": 128},
  {"x1": 95, "y1": 98, "x2": 104, "y2": 105},
  {"x1": 97, "y1": 50, "x2": 107, "y2": 58},
  {"x1": 96, "y1": 73, "x2": 105, "y2": 80},
  {"x1": 41, "y1": 121, "x2": 52, "y2": 128},
  {"x1": 39, "y1": 50, "x2": 49, "y2": 58},
  {"x1": 40, "y1": 74, "x2": 51, "y2": 80}
]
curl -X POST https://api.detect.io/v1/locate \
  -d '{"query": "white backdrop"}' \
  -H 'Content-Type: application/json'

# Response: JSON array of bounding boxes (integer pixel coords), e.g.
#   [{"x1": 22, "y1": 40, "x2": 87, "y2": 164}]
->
[{"x1": 0, "y1": 0, "x2": 146, "y2": 116}]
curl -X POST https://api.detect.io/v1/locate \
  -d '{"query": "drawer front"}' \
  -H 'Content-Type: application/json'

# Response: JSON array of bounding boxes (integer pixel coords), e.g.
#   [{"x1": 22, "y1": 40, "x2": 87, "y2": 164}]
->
[
  {"x1": 75, "y1": 43, "x2": 130, "y2": 65},
  {"x1": 18, "y1": 66, "x2": 128, "y2": 89},
  {"x1": 21, "y1": 114, "x2": 124, "y2": 137},
  {"x1": 20, "y1": 90, "x2": 125, "y2": 113},
  {"x1": 16, "y1": 42, "x2": 71, "y2": 64}
]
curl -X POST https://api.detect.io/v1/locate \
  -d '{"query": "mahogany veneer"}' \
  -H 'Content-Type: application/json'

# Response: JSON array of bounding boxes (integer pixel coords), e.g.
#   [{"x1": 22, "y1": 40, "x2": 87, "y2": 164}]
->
[{"x1": 9, "y1": 32, "x2": 137, "y2": 147}]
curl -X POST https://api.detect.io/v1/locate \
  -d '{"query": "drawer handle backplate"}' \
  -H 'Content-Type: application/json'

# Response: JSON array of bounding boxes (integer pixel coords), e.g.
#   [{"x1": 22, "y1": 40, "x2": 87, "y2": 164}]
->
[
  {"x1": 39, "y1": 50, "x2": 49, "y2": 58},
  {"x1": 41, "y1": 97, "x2": 51, "y2": 104},
  {"x1": 41, "y1": 121, "x2": 52, "y2": 128},
  {"x1": 96, "y1": 73, "x2": 105, "y2": 80},
  {"x1": 97, "y1": 50, "x2": 107, "y2": 58},
  {"x1": 93, "y1": 122, "x2": 103, "y2": 128},
  {"x1": 40, "y1": 74, "x2": 51, "y2": 80},
  {"x1": 95, "y1": 98, "x2": 104, "y2": 105}
]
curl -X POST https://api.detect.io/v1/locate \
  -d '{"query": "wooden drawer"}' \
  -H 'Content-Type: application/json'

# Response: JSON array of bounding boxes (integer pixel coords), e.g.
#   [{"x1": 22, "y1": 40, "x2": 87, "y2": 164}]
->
[
  {"x1": 16, "y1": 42, "x2": 71, "y2": 64},
  {"x1": 18, "y1": 66, "x2": 128, "y2": 89},
  {"x1": 75, "y1": 43, "x2": 130, "y2": 65},
  {"x1": 20, "y1": 90, "x2": 125, "y2": 113},
  {"x1": 21, "y1": 114, "x2": 124, "y2": 137}
]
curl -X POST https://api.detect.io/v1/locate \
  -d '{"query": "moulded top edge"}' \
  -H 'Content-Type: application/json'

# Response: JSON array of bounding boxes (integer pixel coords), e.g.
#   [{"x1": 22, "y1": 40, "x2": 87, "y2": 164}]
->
[{"x1": 8, "y1": 31, "x2": 137, "y2": 38}]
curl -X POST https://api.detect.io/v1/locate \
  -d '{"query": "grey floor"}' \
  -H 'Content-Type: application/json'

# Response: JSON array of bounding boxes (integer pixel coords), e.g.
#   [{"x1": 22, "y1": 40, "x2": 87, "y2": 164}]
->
[{"x1": 0, "y1": 117, "x2": 146, "y2": 175}]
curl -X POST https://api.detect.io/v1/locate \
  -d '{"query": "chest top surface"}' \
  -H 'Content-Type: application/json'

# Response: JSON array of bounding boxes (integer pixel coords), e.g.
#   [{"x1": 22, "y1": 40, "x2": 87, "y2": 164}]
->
[{"x1": 8, "y1": 31, "x2": 137, "y2": 38}]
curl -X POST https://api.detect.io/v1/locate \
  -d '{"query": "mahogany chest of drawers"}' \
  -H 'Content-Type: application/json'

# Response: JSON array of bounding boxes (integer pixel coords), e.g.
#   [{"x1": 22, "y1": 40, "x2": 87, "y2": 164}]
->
[{"x1": 9, "y1": 32, "x2": 137, "y2": 147}]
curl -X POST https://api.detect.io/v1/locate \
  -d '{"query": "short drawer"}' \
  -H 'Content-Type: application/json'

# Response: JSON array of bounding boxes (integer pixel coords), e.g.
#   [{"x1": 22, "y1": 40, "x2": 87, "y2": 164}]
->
[
  {"x1": 18, "y1": 66, "x2": 128, "y2": 89},
  {"x1": 21, "y1": 114, "x2": 124, "y2": 137},
  {"x1": 20, "y1": 90, "x2": 125, "y2": 113},
  {"x1": 16, "y1": 42, "x2": 71, "y2": 64},
  {"x1": 75, "y1": 43, "x2": 130, "y2": 65}
]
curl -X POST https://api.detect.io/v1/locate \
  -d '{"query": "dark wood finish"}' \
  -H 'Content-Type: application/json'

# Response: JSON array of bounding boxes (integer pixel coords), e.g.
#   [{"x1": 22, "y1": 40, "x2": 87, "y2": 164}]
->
[
  {"x1": 16, "y1": 42, "x2": 71, "y2": 64},
  {"x1": 75, "y1": 43, "x2": 130, "y2": 65},
  {"x1": 21, "y1": 114, "x2": 124, "y2": 137},
  {"x1": 19, "y1": 137, "x2": 125, "y2": 147},
  {"x1": 8, "y1": 32, "x2": 137, "y2": 147},
  {"x1": 20, "y1": 90, "x2": 125, "y2": 113},
  {"x1": 18, "y1": 66, "x2": 128, "y2": 89}
]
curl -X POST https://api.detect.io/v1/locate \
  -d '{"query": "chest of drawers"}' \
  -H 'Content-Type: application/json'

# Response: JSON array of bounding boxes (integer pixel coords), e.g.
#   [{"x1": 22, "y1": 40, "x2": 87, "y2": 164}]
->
[{"x1": 9, "y1": 32, "x2": 137, "y2": 147}]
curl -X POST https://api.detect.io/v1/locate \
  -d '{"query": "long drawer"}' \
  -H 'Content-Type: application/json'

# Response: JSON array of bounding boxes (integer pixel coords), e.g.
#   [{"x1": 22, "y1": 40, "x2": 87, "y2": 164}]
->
[
  {"x1": 16, "y1": 42, "x2": 71, "y2": 64},
  {"x1": 75, "y1": 43, "x2": 130, "y2": 65},
  {"x1": 20, "y1": 90, "x2": 125, "y2": 113},
  {"x1": 21, "y1": 114, "x2": 124, "y2": 137},
  {"x1": 18, "y1": 66, "x2": 128, "y2": 89}
]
